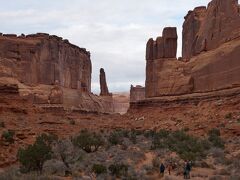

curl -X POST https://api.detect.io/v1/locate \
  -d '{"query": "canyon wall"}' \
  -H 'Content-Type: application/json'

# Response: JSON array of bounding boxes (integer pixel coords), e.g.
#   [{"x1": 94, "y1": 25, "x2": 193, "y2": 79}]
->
[
  {"x1": 143, "y1": 0, "x2": 240, "y2": 101},
  {"x1": 0, "y1": 33, "x2": 91, "y2": 92},
  {"x1": 0, "y1": 33, "x2": 113, "y2": 113},
  {"x1": 183, "y1": 0, "x2": 240, "y2": 60}
]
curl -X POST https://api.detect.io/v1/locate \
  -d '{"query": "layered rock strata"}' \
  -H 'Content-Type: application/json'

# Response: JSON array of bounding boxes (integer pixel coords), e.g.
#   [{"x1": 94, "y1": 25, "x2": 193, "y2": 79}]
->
[
  {"x1": 139, "y1": 0, "x2": 240, "y2": 107},
  {"x1": 0, "y1": 33, "x2": 113, "y2": 113}
]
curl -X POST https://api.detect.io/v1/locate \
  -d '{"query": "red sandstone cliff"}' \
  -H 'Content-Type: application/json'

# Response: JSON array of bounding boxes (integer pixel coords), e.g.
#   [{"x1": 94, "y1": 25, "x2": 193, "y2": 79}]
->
[
  {"x1": 144, "y1": 0, "x2": 240, "y2": 100},
  {"x1": 0, "y1": 33, "x2": 113, "y2": 113}
]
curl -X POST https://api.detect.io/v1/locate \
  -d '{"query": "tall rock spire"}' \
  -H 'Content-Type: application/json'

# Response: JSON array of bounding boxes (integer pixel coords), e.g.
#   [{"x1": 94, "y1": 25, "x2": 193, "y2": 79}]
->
[{"x1": 100, "y1": 68, "x2": 111, "y2": 96}]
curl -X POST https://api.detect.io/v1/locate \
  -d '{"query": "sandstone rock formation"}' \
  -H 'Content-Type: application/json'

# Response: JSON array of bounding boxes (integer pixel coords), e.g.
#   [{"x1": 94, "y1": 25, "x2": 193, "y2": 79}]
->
[
  {"x1": 48, "y1": 80, "x2": 63, "y2": 104},
  {"x1": 99, "y1": 68, "x2": 111, "y2": 96},
  {"x1": 0, "y1": 33, "x2": 114, "y2": 113},
  {"x1": 146, "y1": 27, "x2": 177, "y2": 60},
  {"x1": 143, "y1": 0, "x2": 240, "y2": 100},
  {"x1": 183, "y1": 0, "x2": 240, "y2": 59},
  {"x1": 130, "y1": 85, "x2": 145, "y2": 102},
  {"x1": 0, "y1": 33, "x2": 91, "y2": 91}
]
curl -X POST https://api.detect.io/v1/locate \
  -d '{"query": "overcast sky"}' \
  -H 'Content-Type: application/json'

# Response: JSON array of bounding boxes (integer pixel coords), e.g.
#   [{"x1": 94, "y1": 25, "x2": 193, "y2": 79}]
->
[{"x1": 0, "y1": 0, "x2": 210, "y2": 93}]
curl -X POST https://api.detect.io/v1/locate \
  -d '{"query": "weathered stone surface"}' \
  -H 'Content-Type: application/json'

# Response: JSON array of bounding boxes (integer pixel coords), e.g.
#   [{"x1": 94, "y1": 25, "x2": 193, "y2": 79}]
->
[
  {"x1": 146, "y1": 38, "x2": 154, "y2": 60},
  {"x1": 182, "y1": 6, "x2": 207, "y2": 60},
  {"x1": 0, "y1": 83, "x2": 18, "y2": 94},
  {"x1": 100, "y1": 68, "x2": 111, "y2": 96},
  {"x1": 162, "y1": 27, "x2": 178, "y2": 58},
  {"x1": 145, "y1": 0, "x2": 240, "y2": 98},
  {"x1": 0, "y1": 33, "x2": 91, "y2": 92},
  {"x1": 146, "y1": 27, "x2": 177, "y2": 60},
  {"x1": 145, "y1": 27, "x2": 178, "y2": 98},
  {"x1": 145, "y1": 57, "x2": 194, "y2": 98},
  {"x1": 183, "y1": 0, "x2": 240, "y2": 58},
  {"x1": 130, "y1": 85, "x2": 145, "y2": 102},
  {"x1": 0, "y1": 33, "x2": 114, "y2": 113},
  {"x1": 49, "y1": 80, "x2": 63, "y2": 104}
]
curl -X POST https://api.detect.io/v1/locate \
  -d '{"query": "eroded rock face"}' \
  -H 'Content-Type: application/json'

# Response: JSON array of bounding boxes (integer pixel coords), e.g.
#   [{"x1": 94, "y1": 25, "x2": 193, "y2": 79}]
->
[
  {"x1": 183, "y1": 0, "x2": 240, "y2": 59},
  {"x1": 0, "y1": 33, "x2": 91, "y2": 92},
  {"x1": 146, "y1": 27, "x2": 177, "y2": 60},
  {"x1": 145, "y1": 28, "x2": 180, "y2": 98},
  {"x1": 99, "y1": 68, "x2": 111, "y2": 96},
  {"x1": 0, "y1": 33, "x2": 114, "y2": 113},
  {"x1": 145, "y1": 0, "x2": 240, "y2": 99},
  {"x1": 182, "y1": 6, "x2": 207, "y2": 60},
  {"x1": 49, "y1": 80, "x2": 63, "y2": 104},
  {"x1": 130, "y1": 85, "x2": 145, "y2": 102}
]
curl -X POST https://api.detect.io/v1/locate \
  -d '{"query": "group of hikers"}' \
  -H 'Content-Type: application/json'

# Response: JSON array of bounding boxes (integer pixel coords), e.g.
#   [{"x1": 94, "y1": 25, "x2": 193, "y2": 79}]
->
[{"x1": 159, "y1": 161, "x2": 192, "y2": 179}]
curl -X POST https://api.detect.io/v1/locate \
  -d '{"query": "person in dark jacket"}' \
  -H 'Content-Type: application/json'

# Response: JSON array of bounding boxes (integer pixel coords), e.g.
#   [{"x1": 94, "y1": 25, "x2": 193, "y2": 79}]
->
[
  {"x1": 186, "y1": 161, "x2": 192, "y2": 179},
  {"x1": 159, "y1": 163, "x2": 165, "y2": 178}
]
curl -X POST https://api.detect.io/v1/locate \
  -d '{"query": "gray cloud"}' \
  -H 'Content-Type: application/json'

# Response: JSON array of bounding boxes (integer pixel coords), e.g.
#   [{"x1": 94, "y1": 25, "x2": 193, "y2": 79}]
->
[{"x1": 0, "y1": 0, "x2": 210, "y2": 93}]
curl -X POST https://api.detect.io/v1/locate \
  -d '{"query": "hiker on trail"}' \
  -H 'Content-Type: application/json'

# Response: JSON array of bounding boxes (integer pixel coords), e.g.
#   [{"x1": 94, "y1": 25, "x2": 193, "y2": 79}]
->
[
  {"x1": 183, "y1": 161, "x2": 192, "y2": 179},
  {"x1": 168, "y1": 163, "x2": 173, "y2": 175},
  {"x1": 159, "y1": 163, "x2": 165, "y2": 178},
  {"x1": 183, "y1": 167, "x2": 187, "y2": 179},
  {"x1": 186, "y1": 161, "x2": 192, "y2": 179}
]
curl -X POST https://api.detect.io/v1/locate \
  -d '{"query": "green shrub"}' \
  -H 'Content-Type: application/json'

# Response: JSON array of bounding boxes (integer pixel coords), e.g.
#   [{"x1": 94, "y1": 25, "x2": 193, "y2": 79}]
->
[
  {"x1": 152, "y1": 157, "x2": 161, "y2": 168},
  {"x1": 73, "y1": 129, "x2": 104, "y2": 153},
  {"x1": 129, "y1": 131, "x2": 137, "y2": 144},
  {"x1": 92, "y1": 164, "x2": 107, "y2": 175},
  {"x1": 109, "y1": 163, "x2": 128, "y2": 177},
  {"x1": 237, "y1": 119, "x2": 240, "y2": 124},
  {"x1": 2, "y1": 130, "x2": 15, "y2": 143},
  {"x1": 17, "y1": 134, "x2": 53, "y2": 173},
  {"x1": 144, "y1": 130, "x2": 156, "y2": 138},
  {"x1": 151, "y1": 130, "x2": 211, "y2": 161},
  {"x1": 208, "y1": 129, "x2": 224, "y2": 149},
  {"x1": 108, "y1": 130, "x2": 124, "y2": 145}
]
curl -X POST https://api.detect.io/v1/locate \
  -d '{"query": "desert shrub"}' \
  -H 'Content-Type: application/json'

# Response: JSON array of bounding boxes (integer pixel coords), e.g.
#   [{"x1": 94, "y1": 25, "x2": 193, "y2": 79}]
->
[
  {"x1": 73, "y1": 129, "x2": 104, "y2": 153},
  {"x1": 152, "y1": 157, "x2": 161, "y2": 168},
  {"x1": 151, "y1": 130, "x2": 211, "y2": 161},
  {"x1": 43, "y1": 160, "x2": 68, "y2": 176},
  {"x1": 37, "y1": 133, "x2": 58, "y2": 145},
  {"x1": 232, "y1": 154, "x2": 240, "y2": 169},
  {"x1": 1, "y1": 130, "x2": 15, "y2": 143},
  {"x1": 129, "y1": 131, "x2": 137, "y2": 144},
  {"x1": 92, "y1": 164, "x2": 107, "y2": 175},
  {"x1": 17, "y1": 134, "x2": 53, "y2": 173},
  {"x1": 208, "y1": 129, "x2": 224, "y2": 148},
  {"x1": 108, "y1": 130, "x2": 124, "y2": 145},
  {"x1": 143, "y1": 129, "x2": 156, "y2": 138},
  {"x1": 209, "y1": 147, "x2": 225, "y2": 158},
  {"x1": 225, "y1": 113, "x2": 232, "y2": 119},
  {"x1": 0, "y1": 167, "x2": 60, "y2": 180},
  {"x1": 108, "y1": 163, "x2": 128, "y2": 177}
]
